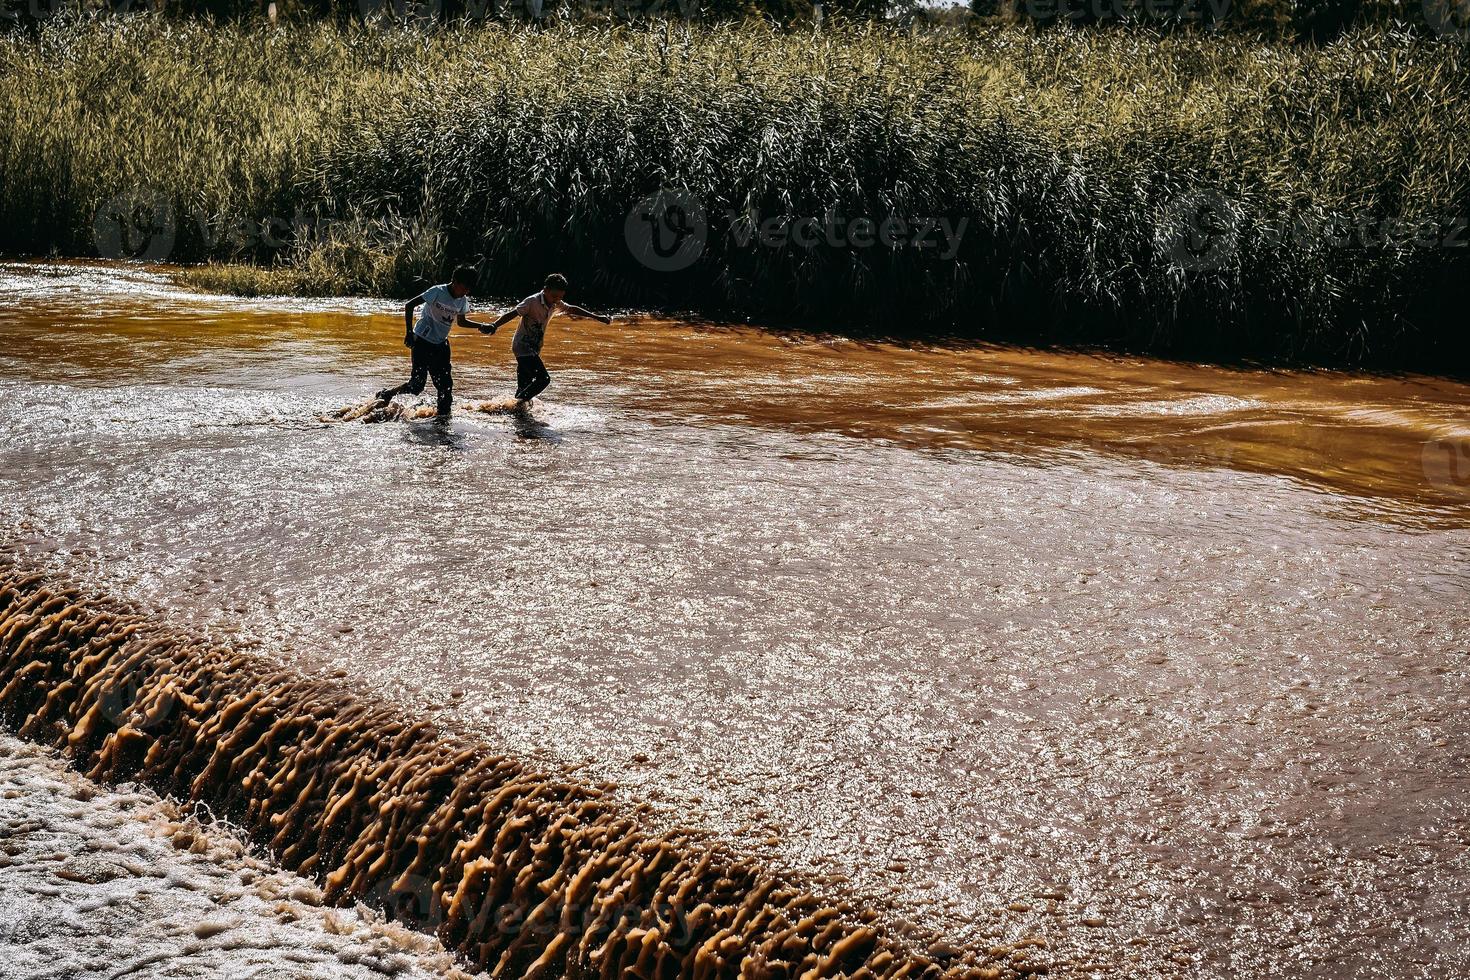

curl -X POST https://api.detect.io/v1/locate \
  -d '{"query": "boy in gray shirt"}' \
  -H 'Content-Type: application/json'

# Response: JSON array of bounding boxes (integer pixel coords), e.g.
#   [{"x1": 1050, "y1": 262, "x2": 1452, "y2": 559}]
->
[{"x1": 486, "y1": 273, "x2": 612, "y2": 404}]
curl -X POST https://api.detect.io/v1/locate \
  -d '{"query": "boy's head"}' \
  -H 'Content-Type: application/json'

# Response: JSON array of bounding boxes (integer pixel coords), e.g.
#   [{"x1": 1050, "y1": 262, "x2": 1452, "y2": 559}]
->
[
  {"x1": 542, "y1": 273, "x2": 568, "y2": 304},
  {"x1": 449, "y1": 265, "x2": 478, "y2": 298}
]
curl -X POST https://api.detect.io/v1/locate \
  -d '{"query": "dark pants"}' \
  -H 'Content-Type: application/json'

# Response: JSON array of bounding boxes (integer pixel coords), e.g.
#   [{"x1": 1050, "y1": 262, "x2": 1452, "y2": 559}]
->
[
  {"x1": 385, "y1": 336, "x2": 453, "y2": 415},
  {"x1": 516, "y1": 355, "x2": 551, "y2": 401}
]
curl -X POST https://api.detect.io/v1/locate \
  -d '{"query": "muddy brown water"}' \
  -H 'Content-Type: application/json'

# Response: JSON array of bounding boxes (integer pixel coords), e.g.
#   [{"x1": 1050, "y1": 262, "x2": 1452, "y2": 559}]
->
[{"x1": 1, "y1": 261, "x2": 1468, "y2": 979}]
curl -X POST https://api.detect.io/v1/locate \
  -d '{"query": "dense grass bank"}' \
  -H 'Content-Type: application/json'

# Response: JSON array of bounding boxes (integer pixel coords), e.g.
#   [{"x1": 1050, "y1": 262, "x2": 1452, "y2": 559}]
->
[{"x1": 2, "y1": 18, "x2": 1467, "y2": 366}]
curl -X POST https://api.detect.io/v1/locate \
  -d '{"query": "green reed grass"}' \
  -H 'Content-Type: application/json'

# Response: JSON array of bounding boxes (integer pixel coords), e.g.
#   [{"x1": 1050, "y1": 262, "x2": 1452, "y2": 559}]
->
[{"x1": 1, "y1": 17, "x2": 1466, "y2": 366}]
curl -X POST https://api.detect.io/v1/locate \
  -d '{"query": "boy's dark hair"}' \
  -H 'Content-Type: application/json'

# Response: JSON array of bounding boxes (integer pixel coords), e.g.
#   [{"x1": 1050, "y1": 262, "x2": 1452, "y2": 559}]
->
[
  {"x1": 451, "y1": 265, "x2": 479, "y2": 288},
  {"x1": 543, "y1": 273, "x2": 569, "y2": 290}
]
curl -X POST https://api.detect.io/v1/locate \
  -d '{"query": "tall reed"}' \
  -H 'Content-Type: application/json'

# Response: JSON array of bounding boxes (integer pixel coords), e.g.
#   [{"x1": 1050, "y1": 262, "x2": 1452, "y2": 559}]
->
[{"x1": 1, "y1": 17, "x2": 1466, "y2": 365}]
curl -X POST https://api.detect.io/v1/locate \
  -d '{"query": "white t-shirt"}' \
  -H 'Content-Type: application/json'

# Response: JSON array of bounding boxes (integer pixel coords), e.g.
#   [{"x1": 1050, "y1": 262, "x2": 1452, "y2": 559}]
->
[
  {"x1": 414, "y1": 284, "x2": 470, "y2": 345},
  {"x1": 510, "y1": 291, "x2": 562, "y2": 357}
]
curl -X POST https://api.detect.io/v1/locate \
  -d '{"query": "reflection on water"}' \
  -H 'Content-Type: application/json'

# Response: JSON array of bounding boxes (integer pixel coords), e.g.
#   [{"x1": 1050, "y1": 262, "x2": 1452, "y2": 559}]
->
[{"x1": 1, "y1": 260, "x2": 1469, "y2": 980}]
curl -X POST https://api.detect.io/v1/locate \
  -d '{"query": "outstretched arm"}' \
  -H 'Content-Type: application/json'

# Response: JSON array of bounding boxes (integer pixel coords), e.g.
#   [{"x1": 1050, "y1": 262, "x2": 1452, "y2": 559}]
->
[
  {"x1": 403, "y1": 295, "x2": 425, "y2": 347},
  {"x1": 562, "y1": 303, "x2": 613, "y2": 325},
  {"x1": 456, "y1": 312, "x2": 498, "y2": 333},
  {"x1": 478, "y1": 309, "x2": 518, "y2": 334}
]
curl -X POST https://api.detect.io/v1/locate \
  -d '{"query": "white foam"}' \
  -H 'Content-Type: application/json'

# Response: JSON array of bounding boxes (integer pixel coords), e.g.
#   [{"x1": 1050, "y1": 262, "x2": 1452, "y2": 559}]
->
[
  {"x1": 1082, "y1": 394, "x2": 1264, "y2": 417},
  {"x1": 0, "y1": 734, "x2": 483, "y2": 980}
]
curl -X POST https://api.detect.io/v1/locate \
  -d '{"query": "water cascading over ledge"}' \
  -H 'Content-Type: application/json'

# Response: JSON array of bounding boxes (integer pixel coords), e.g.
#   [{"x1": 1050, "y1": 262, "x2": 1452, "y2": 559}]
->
[{"x1": 0, "y1": 559, "x2": 995, "y2": 980}]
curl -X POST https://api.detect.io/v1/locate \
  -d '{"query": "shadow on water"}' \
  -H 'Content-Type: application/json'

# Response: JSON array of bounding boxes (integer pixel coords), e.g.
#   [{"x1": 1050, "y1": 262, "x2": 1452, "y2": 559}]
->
[
  {"x1": 401, "y1": 417, "x2": 471, "y2": 451},
  {"x1": 508, "y1": 409, "x2": 562, "y2": 444}
]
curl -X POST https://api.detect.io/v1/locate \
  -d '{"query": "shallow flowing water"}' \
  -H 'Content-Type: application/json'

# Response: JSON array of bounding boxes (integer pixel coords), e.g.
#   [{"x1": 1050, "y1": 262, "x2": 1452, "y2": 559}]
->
[{"x1": 1, "y1": 260, "x2": 1467, "y2": 979}]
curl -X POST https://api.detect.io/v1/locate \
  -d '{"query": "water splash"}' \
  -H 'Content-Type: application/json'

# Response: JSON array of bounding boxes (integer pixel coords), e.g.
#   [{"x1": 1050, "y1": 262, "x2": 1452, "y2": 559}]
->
[{"x1": 322, "y1": 399, "x2": 443, "y2": 424}]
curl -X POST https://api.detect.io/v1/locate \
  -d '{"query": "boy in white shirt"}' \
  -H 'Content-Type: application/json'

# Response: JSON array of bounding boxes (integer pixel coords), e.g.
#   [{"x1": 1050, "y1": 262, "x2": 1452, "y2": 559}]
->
[
  {"x1": 485, "y1": 273, "x2": 612, "y2": 404},
  {"x1": 375, "y1": 265, "x2": 497, "y2": 418}
]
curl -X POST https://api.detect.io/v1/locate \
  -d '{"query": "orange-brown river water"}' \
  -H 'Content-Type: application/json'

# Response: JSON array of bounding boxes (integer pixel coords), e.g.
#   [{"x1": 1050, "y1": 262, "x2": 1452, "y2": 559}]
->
[{"x1": 2, "y1": 261, "x2": 1468, "y2": 979}]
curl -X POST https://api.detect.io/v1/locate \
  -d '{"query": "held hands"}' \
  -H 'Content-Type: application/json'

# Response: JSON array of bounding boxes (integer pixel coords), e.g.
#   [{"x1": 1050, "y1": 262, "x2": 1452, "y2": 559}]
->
[
  {"x1": 599, "y1": 315, "x2": 613, "y2": 325},
  {"x1": 479, "y1": 325, "x2": 497, "y2": 335}
]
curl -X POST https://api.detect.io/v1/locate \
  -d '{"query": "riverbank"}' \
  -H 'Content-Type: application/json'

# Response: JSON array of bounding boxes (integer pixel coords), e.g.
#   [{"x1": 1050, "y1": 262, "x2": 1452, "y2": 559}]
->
[{"x1": 3, "y1": 18, "x2": 1468, "y2": 367}]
